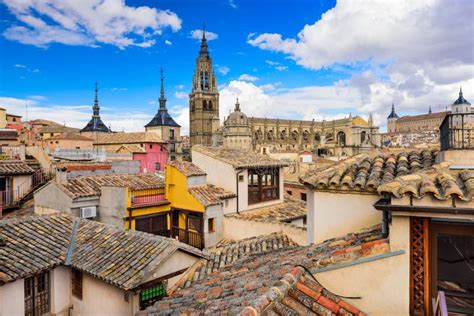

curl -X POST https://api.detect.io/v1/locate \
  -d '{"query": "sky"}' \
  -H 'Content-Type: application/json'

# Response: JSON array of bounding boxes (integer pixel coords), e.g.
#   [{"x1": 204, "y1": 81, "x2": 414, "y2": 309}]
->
[{"x1": 0, "y1": 0, "x2": 473, "y2": 134}]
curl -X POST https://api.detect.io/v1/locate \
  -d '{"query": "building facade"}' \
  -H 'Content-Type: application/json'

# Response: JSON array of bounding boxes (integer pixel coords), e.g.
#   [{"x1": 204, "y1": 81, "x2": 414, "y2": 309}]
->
[
  {"x1": 222, "y1": 98, "x2": 252, "y2": 149},
  {"x1": 189, "y1": 31, "x2": 220, "y2": 148}
]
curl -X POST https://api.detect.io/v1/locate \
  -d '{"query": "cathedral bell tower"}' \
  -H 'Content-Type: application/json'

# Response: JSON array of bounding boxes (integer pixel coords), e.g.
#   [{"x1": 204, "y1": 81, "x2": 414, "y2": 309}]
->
[{"x1": 189, "y1": 27, "x2": 220, "y2": 147}]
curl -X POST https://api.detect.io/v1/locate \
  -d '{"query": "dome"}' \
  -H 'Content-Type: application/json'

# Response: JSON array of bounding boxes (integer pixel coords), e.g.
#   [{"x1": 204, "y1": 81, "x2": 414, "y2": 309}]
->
[{"x1": 224, "y1": 98, "x2": 249, "y2": 127}]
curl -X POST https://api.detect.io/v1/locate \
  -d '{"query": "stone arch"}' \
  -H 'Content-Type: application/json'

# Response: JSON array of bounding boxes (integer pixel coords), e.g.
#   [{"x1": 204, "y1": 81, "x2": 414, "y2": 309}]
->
[
  {"x1": 267, "y1": 130, "x2": 274, "y2": 141},
  {"x1": 337, "y1": 131, "x2": 346, "y2": 146},
  {"x1": 279, "y1": 129, "x2": 287, "y2": 140},
  {"x1": 208, "y1": 100, "x2": 213, "y2": 111},
  {"x1": 203, "y1": 100, "x2": 208, "y2": 110},
  {"x1": 291, "y1": 130, "x2": 299, "y2": 142},
  {"x1": 361, "y1": 131, "x2": 367, "y2": 144},
  {"x1": 314, "y1": 132, "x2": 321, "y2": 143},
  {"x1": 326, "y1": 133, "x2": 333, "y2": 142},
  {"x1": 302, "y1": 130, "x2": 310, "y2": 143}
]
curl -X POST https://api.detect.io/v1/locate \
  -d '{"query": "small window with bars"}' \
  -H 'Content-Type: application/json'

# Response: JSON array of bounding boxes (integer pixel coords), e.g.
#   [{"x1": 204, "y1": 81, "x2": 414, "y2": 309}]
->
[
  {"x1": 139, "y1": 282, "x2": 166, "y2": 310},
  {"x1": 72, "y1": 269, "x2": 83, "y2": 299},
  {"x1": 25, "y1": 271, "x2": 50, "y2": 316}
]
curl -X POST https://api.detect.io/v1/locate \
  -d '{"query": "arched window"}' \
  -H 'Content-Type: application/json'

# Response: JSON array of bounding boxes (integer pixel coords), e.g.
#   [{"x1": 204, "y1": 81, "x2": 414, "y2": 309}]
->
[
  {"x1": 314, "y1": 133, "x2": 321, "y2": 143},
  {"x1": 208, "y1": 100, "x2": 213, "y2": 111},
  {"x1": 203, "y1": 100, "x2": 208, "y2": 110},
  {"x1": 291, "y1": 131, "x2": 298, "y2": 141},
  {"x1": 190, "y1": 101, "x2": 195, "y2": 112},
  {"x1": 337, "y1": 131, "x2": 346, "y2": 146},
  {"x1": 361, "y1": 131, "x2": 367, "y2": 143},
  {"x1": 326, "y1": 133, "x2": 333, "y2": 142},
  {"x1": 280, "y1": 130, "x2": 286, "y2": 140}
]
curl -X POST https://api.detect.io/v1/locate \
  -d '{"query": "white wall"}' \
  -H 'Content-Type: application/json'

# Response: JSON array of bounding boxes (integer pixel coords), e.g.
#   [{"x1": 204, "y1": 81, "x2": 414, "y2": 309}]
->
[
  {"x1": 308, "y1": 191, "x2": 381, "y2": 244},
  {"x1": 72, "y1": 274, "x2": 132, "y2": 316},
  {"x1": 187, "y1": 175, "x2": 206, "y2": 187},
  {"x1": 34, "y1": 182, "x2": 73, "y2": 214},
  {"x1": 0, "y1": 279, "x2": 24, "y2": 316},
  {"x1": 51, "y1": 266, "x2": 72, "y2": 315},
  {"x1": 204, "y1": 204, "x2": 223, "y2": 247},
  {"x1": 192, "y1": 151, "x2": 236, "y2": 193},
  {"x1": 222, "y1": 197, "x2": 237, "y2": 215},
  {"x1": 223, "y1": 216, "x2": 307, "y2": 246}
]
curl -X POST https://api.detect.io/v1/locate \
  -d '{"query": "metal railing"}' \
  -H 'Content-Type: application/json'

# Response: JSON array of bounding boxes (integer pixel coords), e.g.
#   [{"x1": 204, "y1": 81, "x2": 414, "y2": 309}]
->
[
  {"x1": 0, "y1": 146, "x2": 21, "y2": 160},
  {"x1": 171, "y1": 226, "x2": 204, "y2": 249},
  {"x1": 130, "y1": 188, "x2": 167, "y2": 207},
  {"x1": 440, "y1": 113, "x2": 474, "y2": 150},
  {"x1": 0, "y1": 168, "x2": 50, "y2": 209}
]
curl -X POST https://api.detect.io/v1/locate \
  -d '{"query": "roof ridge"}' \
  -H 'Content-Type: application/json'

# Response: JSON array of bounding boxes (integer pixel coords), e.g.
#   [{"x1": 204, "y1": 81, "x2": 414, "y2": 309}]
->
[{"x1": 65, "y1": 218, "x2": 80, "y2": 265}]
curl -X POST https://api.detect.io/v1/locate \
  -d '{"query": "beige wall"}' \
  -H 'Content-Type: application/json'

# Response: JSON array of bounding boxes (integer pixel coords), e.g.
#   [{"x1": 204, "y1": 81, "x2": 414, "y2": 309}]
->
[
  {"x1": 99, "y1": 186, "x2": 127, "y2": 227},
  {"x1": 72, "y1": 274, "x2": 133, "y2": 316},
  {"x1": 47, "y1": 139, "x2": 93, "y2": 151},
  {"x1": 34, "y1": 182, "x2": 73, "y2": 214},
  {"x1": 0, "y1": 278, "x2": 24, "y2": 316},
  {"x1": 51, "y1": 266, "x2": 72, "y2": 315},
  {"x1": 223, "y1": 216, "x2": 307, "y2": 246},
  {"x1": 308, "y1": 191, "x2": 381, "y2": 244},
  {"x1": 0, "y1": 109, "x2": 6, "y2": 129}
]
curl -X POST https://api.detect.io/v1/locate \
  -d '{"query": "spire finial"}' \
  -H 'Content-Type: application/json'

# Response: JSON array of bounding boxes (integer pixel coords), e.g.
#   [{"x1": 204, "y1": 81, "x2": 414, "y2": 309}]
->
[
  {"x1": 203, "y1": 23, "x2": 206, "y2": 40},
  {"x1": 460, "y1": 86, "x2": 463, "y2": 96},
  {"x1": 235, "y1": 97, "x2": 240, "y2": 111},
  {"x1": 159, "y1": 68, "x2": 167, "y2": 110},
  {"x1": 93, "y1": 81, "x2": 100, "y2": 116},
  {"x1": 429, "y1": 106, "x2": 432, "y2": 114},
  {"x1": 199, "y1": 23, "x2": 209, "y2": 57}
]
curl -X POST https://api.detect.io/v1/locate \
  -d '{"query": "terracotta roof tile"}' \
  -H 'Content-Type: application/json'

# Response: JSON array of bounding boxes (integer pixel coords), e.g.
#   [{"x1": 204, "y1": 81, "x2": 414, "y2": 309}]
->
[
  {"x1": 94, "y1": 132, "x2": 164, "y2": 145},
  {"x1": 378, "y1": 165, "x2": 474, "y2": 201},
  {"x1": 0, "y1": 214, "x2": 205, "y2": 289},
  {"x1": 59, "y1": 173, "x2": 165, "y2": 199},
  {"x1": 39, "y1": 125, "x2": 79, "y2": 134},
  {"x1": 226, "y1": 194, "x2": 306, "y2": 223},
  {"x1": 0, "y1": 161, "x2": 35, "y2": 175},
  {"x1": 300, "y1": 149, "x2": 438, "y2": 193},
  {"x1": 193, "y1": 145, "x2": 289, "y2": 169},
  {"x1": 188, "y1": 184, "x2": 236, "y2": 207},
  {"x1": 168, "y1": 161, "x2": 206, "y2": 177},
  {"x1": 48, "y1": 132, "x2": 93, "y2": 141},
  {"x1": 0, "y1": 129, "x2": 18, "y2": 140},
  {"x1": 142, "y1": 225, "x2": 386, "y2": 315}
]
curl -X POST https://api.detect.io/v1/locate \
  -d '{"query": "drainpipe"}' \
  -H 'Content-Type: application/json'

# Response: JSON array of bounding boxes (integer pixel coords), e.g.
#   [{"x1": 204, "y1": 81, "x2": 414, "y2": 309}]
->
[{"x1": 236, "y1": 169, "x2": 243, "y2": 214}]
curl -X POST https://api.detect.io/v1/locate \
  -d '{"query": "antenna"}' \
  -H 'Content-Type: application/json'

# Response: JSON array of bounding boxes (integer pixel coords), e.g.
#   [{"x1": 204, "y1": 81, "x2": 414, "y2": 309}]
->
[{"x1": 25, "y1": 100, "x2": 28, "y2": 122}]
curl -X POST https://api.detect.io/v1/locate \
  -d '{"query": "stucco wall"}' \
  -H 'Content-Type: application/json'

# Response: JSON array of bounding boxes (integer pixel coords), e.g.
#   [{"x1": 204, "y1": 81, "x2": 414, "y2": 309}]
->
[
  {"x1": 222, "y1": 197, "x2": 237, "y2": 215},
  {"x1": 99, "y1": 186, "x2": 127, "y2": 227},
  {"x1": 0, "y1": 278, "x2": 24, "y2": 316},
  {"x1": 192, "y1": 150, "x2": 237, "y2": 193},
  {"x1": 223, "y1": 216, "x2": 307, "y2": 246},
  {"x1": 51, "y1": 266, "x2": 72, "y2": 315},
  {"x1": 203, "y1": 204, "x2": 223, "y2": 247},
  {"x1": 308, "y1": 191, "x2": 381, "y2": 244},
  {"x1": 72, "y1": 274, "x2": 132, "y2": 316},
  {"x1": 34, "y1": 182, "x2": 73, "y2": 214},
  {"x1": 187, "y1": 175, "x2": 206, "y2": 187}
]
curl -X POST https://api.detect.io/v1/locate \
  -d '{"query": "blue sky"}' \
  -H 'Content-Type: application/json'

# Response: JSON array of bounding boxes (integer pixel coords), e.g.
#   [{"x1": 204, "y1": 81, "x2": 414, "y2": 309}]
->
[{"x1": 0, "y1": 0, "x2": 472, "y2": 133}]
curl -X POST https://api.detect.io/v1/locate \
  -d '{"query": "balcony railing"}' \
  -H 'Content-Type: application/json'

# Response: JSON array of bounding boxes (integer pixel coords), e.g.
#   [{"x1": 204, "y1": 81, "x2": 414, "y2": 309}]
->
[
  {"x1": 440, "y1": 113, "x2": 474, "y2": 150},
  {"x1": 171, "y1": 226, "x2": 204, "y2": 250},
  {"x1": 130, "y1": 188, "x2": 167, "y2": 207},
  {"x1": 0, "y1": 146, "x2": 21, "y2": 160}
]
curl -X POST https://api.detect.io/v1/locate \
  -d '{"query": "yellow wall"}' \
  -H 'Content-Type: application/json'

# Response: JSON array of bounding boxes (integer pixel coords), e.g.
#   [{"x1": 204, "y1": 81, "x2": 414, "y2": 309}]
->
[
  {"x1": 165, "y1": 165, "x2": 205, "y2": 213},
  {"x1": 0, "y1": 109, "x2": 6, "y2": 129},
  {"x1": 124, "y1": 188, "x2": 171, "y2": 230}
]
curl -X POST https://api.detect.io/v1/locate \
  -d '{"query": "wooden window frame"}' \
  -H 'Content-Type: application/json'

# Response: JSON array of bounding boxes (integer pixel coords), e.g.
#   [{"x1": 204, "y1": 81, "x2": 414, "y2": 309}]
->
[
  {"x1": 248, "y1": 168, "x2": 280, "y2": 205},
  {"x1": 71, "y1": 268, "x2": 83, "y2": 300},
  {"x1": 24, "y1": 271, "x2": 50, "y2": 316}
]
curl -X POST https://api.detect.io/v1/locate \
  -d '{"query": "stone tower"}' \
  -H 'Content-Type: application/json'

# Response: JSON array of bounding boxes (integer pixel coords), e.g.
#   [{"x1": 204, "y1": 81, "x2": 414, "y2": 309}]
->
[
  {"x1": 189, "y1": 28, "x2": 220, "y2": 147},
  {"x1": 387, "y1": 103, "x2": 399, "y2": 133}
]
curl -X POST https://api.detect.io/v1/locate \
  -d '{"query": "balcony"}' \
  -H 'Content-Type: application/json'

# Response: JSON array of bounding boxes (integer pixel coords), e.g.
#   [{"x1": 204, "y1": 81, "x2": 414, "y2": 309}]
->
[
  {"x1": 440, "y1": 113, "x2": 474, "y2": 151},
  {"x1": 130, "y1": 188, "x2": 167, "y2": 208},
  {"x1": 171, "y1": 226, "x2": 204, "y2": 250}
]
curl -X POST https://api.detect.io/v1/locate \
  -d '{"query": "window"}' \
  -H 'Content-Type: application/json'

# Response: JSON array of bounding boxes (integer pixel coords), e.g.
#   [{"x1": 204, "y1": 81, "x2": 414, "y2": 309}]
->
[
  {"x1": 139, "y1": 282, "x2": 166, "y2": 310},
  {"x1": 150, "y1": 144, "x2": 153, "y2": 149},
  {"x1": 248, "y1": 168, "x2": 280, "y2": 205},
  {"x1": 169, "y1": 143, "x2": 176, "y2": 153},
  {"x1": 188, "y1": 215, "x2": 202, "y2": 232},
  {"x1": 208, "y1": 218, "x2": 215, "y2": 233},
  {"x1": 72, "y1": 269, "x2": 83, "y2": 299},
  {"x1": 300, "y1": 192, "x2": 307, "y2": 201},
  {"x1": 155, "y1": 162, "x2": 161, "y2": 171},
  {"x1": 25, "y1": 271, "x2": 50, "y2": 316},
  {"x1": 286, "y1": 190, "x2": 292, "y2": 196},
  {"x1": 135, "y1": 215, "x2": 169, "y2": 237},
  {"x1": 169, "y1": 129, "x2": 175, "y2": 140},
  {"x1": 238, "y1": 175, "x2": 244, "y2": 182}
]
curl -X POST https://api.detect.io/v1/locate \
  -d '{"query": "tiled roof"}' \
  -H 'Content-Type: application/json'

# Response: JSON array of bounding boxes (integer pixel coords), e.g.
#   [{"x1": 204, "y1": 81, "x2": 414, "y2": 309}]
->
[
  {"x1": 378, "y1": 164, "x2": 474, "y2": 201},
  {"x1": 142, "y1": 225, "x2": 386, "y2": 315},
  {"x1": 0, "y1": 214, "x2": 205, "y2": 289},
  {"x1": 39, "y1": 125, "x2": 79, "y2": 134},
  {"x1": 0, "y1": 129, "x2": 18, "y2": 140},
  {"x1": 300, "y1": 149, "x2": 438, "y2": 193},
  {"x1": 48, "y1": 132, "x2": 93, "y2": 141},
  {"x1": 56, "y1": 161, "x2": 112, "y2": 172},
  {"x1": 188, "y1": 184, "x2": 236, "y2": 207},
  {"x1": 193, "y1": 145, "x2": 289, "y2": 169},
  {"x1": 116, "y1": 144, "x2": 146, "y2": 153},
  {"x1": 169, "y1": 232, "x2": 297, "y2": 293},
  {"x1": 59, "y1": 173, "x2": 165, "y2": 199},
  {"x1": 396, "y1": 111, "x2": 447, "y2": 123},
  {"x1": 95, "y1": 132, "x2": 164, "y2": 145},
  {"x1": 30, "y1": 119, "x2": 62, "y2": 126},
  {"x1": 168, "y1": 160, "x2": 206, "y2": 177},
  {"x1": 0, "y1": 161, "x2": 35, "y2": 175},
  {"x1": 226, "y1": 194, "x2": 306, "y2": 223}
]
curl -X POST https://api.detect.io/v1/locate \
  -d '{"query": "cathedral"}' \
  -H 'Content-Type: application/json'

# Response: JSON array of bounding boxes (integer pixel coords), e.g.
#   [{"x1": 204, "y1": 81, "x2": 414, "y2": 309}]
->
[{"x1": 189, "y1": 30, "x2": 381, "y2": 156}]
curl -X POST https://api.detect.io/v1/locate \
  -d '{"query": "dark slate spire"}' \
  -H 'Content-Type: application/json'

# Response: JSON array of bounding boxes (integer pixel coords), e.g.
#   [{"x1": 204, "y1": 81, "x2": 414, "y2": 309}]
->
[
  {"x1": 145, "y1": 69, "x2": 181, "y2": 128},
  {"x1": 429, "y1": 106, "x2": 432, "y2": 114},
  {"x1": 387, "y1": 103, "x2": 399, "y2": 119},
  {"x1": 234, "y1": 98, "x2": 241, "y2": 112},
  {"x1": 80, "y1": 82, "x2": 110, "y2": 133},
  {"x1": 159, "y1": 67, "x2": 167, "y2": 110},
  {"x1": 454, "y1": 86, "x2": 471, "y2": 105},
  {"x1": 199, "y1": 24, "x2": 209, "y2": 58}
]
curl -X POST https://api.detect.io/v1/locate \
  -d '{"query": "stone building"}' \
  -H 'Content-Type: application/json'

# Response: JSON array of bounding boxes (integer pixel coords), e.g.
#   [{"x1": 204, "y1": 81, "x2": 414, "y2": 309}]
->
[
  {"x1": 80, "y1": 82, "x2": 110, "y2": 134},
  {"x1": 189, "y1": 30, "x2": 220, "y2": 148},
  {"x1": 249, "y1": 114, "x2": 380, "y2": 156},
  {"x1": 145, "y1": 69, "x2": 182, "y2": 161},
  {"x1": 221, "y1": 98, "x2": 252, "y2": 149},
  {"x1": 386, "y1": 88, "x2": 472, "y2": 134}
]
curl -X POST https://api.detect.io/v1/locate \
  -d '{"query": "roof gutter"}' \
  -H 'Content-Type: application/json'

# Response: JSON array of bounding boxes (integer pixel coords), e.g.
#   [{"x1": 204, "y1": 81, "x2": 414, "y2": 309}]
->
[{"x1": 373, "y1": 198, "x2": 474, "y2": 215}]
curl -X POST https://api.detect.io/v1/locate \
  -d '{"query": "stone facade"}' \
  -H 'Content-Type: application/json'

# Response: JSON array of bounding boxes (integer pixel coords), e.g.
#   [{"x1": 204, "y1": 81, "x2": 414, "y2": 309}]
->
[
  {"x1": 189, "y1": 31, "x2": 220, "y2": 148},
  {"x1": 222, "y1": 98, "x2": 252, "y2": 149}
]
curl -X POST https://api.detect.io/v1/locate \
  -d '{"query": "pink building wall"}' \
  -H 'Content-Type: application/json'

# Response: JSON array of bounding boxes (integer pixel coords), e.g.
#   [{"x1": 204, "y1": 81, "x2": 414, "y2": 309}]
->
[{"x1": 133, "y1": 143, "x2": 168, "y2": 173}]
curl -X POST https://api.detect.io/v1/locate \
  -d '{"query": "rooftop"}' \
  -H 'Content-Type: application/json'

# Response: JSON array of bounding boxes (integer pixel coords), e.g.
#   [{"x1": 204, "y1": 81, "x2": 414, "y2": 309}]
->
[
  {"x1": 226, "y1": 194, "x2": 306, "y2": 224},
  {"x1": 59, "y1": 173, "x2": 165, "y2": 199},
  {"x1": 300, "y1": 149, "x2": 438, "y2": 193},
  {"x1": 48, "y1": 132, "x2": 93, "y2": 141},
  {"x1": 55, "y1": 161, "x2": 112, "y2": 172},
  {"x1": 0, "y1": 161, "x2": 35, "y2": 175},
  {"x1": 142, "y1": 225, "x2": 387, "y2": 315},
  {"x1": 94, "y1": 132, "x2": 164, "y2": 145},
  {"x1": 168, "y1": 160, "x2": 206, "y2": 177},
  {"x1": 396, "y1": 111, "x2": 447, "y2": 123},
  {"x1": 0, "y1": 129, "x2": 18, "y2": 140},
  {"x1": 0, "y1": 214, "x2": 205, "y2": 290},
  {"x1": 39, "y1": 125, "x2": 79, "y2": 134},
  {"x1": 188, "y1": 184, "x2": 236, "y2": 207},
  {"x1": 193, "y1": 145, "x2": 288, "y2": 169}
]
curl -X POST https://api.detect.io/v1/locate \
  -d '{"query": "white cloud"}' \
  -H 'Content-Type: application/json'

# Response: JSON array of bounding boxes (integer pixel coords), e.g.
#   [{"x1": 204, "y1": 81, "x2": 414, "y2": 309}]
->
[
  {"x1": 27, "y1": 95, "x2": 46, "y2": 100},
  {"x1": 175, "y1": 85, "x2": 184, "y2": 90},
  {"x1": 3, "y1": 0, "x2": 182, "y2": 48},
  {"x1": 265, "y1": 60, "x2": 287, "y2": 71},
  {"x1": 190, "y1": 29, "x2": 218, "y2": 41},
  {"x1": 14, "y1": 64, "x2": 26, "y2": 68},
  {"x1": 164, "y1": 39, "x2": 172, "y2": 45},
  {"x1": 32, "y1": 68, "x2": 40, "y2": 73},
  {"x1": 238, "y1": 74, "x2": 259, "y2": 82},
  {"x1": 229, "y1": 0, "x2": 238, "y2": 9},
  {"x1": 275, "y1": 65, "x2": 287, "y2": 71},
  {"x1": 174, "y1": 91, "x2": 187, "y2": 99},
  {"x1": 247, "y1": 0, "x2": 474, "y2": 129},
  {"x1": 259, "y1": 82, "x2": 281, "y2": 92},
  {"x1": 265, "y1": 60, "x2": 279, "y2": 66},
  {"x1": 217, "y1": 66, "x2": 230, "y2": 75},
  {"x1": 110, "y1": 88, "x2": 128, "y2": 91}
]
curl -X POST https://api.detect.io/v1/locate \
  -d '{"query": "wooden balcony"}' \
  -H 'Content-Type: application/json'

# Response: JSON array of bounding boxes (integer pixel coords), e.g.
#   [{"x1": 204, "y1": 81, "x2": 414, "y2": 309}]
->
[
  {"x1": 130, "y1": 188, "x2": 168, "y2": 208},
  {"x1": 171, "y1": 226, "x2": 204, "y2": 250}
]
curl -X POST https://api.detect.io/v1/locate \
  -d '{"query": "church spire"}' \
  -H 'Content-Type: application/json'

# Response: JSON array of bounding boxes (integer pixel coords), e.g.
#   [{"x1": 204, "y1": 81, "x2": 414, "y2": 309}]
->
[
  {"x1": 234, "y1": 97, "x2": 241, "y2": 112},
  {"x1": 93, "y1": 81, "x2": 100, "y2": 117},
  {"x1": 387, "y1": 103, "x2": 399, "y2": 119},
  {"x1": 159, "y1": 67, "x2": 167, "y2": 111},
  {"x1": 199, "y1": 23, "x2": 209, "y2": 57},
  {"x1": 429, "y1": 106, "x2": 432, "y2": 114}
]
